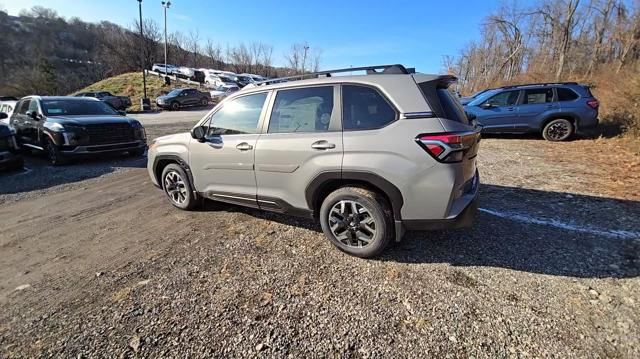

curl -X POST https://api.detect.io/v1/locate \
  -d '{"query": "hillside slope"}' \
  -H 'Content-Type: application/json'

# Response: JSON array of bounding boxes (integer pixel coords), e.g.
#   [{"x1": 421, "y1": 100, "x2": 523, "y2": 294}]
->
[{"x1": 72, "y1": 72, "x2": 172, "y2": 112}]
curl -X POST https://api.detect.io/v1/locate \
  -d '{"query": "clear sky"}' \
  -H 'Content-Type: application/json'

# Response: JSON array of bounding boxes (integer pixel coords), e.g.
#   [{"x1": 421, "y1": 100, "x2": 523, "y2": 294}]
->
[{"x1": 1, "y1": 0, "x2": 513, "y2": 73}]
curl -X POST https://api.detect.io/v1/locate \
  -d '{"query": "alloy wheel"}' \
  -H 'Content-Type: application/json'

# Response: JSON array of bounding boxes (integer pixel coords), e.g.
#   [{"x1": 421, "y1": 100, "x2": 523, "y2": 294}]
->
[
  {"x1": 547, "y1": 122, "x2": 570, "y2": 140},
  {"x1": 164, "y1": 170, "x2": 188, "y2": 205},
  {"x1": 328, "y1": 200, "x2": 376, "y2": 248}
]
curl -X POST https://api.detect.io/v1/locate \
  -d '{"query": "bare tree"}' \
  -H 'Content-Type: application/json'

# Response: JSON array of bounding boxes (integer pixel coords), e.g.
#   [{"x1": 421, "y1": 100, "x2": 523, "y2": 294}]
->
[{"x1": 188, "y1": 29, "x2": 200, "y2": 67}]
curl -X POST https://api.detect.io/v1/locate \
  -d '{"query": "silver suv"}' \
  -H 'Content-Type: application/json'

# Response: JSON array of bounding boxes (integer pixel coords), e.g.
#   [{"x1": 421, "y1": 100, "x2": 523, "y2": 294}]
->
[{"x1": 147, "y1": 65, "x2": 481, "y2": 258}]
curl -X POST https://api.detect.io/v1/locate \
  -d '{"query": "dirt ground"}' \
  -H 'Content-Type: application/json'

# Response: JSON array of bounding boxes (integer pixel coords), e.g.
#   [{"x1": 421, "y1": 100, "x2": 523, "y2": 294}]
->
[{"x1": 0, "y1": 118, "x2": 639, "y2": 358}]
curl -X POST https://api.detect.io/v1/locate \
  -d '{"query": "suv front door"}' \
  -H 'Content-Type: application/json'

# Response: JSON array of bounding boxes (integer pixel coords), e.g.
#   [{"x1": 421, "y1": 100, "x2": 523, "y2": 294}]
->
[
  {"x1": 189, "y1": 92, "x2": 270, "y2": 207},
  {"x1": 255, "y1": 86, "x2": 343, "y2": 212},
  {"x1": 473, "y1": 90, "x2": 520, "y2": 133}
]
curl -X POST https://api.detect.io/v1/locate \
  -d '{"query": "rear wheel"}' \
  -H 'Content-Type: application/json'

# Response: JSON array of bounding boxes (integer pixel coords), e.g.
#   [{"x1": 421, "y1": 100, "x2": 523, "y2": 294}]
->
[
  {"x1": 170, "y1": 101, "x2": 180, "y2": 111},
  {"x1": 542, "y1": 118, "x2": 574, "y2": 141},
  {"x1": 45, "y1": 138, "x2": 67, "y2": 166},
  {"x1": 161, "y1": 163, "x2": 199, "y2": 210},
  {"x1": 319, "y1": 187, "x2": 393, "y2": 258}
]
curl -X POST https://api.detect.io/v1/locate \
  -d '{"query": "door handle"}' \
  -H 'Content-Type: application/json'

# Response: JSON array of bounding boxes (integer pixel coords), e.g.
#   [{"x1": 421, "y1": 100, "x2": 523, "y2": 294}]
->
[
  {"x1": 311, "y1": 140, "x2": 336, "y2": 150},
  {"x1": 236, "y1": 142, "x2": 253, "y2": 151}
]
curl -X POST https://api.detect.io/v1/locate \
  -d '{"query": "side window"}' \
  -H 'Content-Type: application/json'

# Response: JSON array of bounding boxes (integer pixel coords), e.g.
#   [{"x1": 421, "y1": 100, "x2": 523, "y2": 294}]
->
[
  {"x1": 557, "y1": 87, "x2": 579, "y2": 101},
  {"x1": 207, "y1": 93, "x2": 267, "y2": 135},
  {"x1": 268, "y1": 86, "x2": 333, "y2": 133},
  {"x1": 17, "y1": 99, "x2": 31, "y2": 114},
  {"x1": 485, "y1": 91, "x2": 519, "y2": 106},
  {"x1": 342, "y1": 85, "x2": 396, "y2": 130},
  {"x1": 524, "y1": 88, "x2": 553, "y2": 104},
  {"x1": 28, "y1": 99, "x2": 39, "y2": 113}
]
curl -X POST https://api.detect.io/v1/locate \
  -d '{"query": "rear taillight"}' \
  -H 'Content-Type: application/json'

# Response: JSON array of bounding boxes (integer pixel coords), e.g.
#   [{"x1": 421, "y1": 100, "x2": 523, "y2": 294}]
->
[
  {"x1": 587, "y1": 99, "x2": 599, "y2": 109},
  {"x1": 416, "y1": 132, "x2": 480, "y2": 163}
]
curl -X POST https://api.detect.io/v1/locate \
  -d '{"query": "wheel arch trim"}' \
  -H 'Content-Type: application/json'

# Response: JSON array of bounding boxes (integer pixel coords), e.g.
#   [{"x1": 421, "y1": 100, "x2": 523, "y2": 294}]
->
[{"x1": 305, "y1": 171, "x2": 404, "y2": 221}]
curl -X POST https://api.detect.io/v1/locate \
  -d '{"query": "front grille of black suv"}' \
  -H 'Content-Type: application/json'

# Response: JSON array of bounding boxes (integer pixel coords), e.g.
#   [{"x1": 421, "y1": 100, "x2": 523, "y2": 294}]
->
[{"x1": 85, "y1": 123, "x2": 135, "y2": 145}]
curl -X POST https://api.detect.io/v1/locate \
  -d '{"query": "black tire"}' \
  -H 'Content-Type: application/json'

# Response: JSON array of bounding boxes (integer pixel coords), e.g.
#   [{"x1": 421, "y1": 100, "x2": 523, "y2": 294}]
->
[
  {"x1": 170, "y1": 101, "x2": 180, "y2": 111},
  {"x1": 319, "y1": 187, "x2": 393, "y2": 258},
  {"x1": 161, "y1": 163, "x2": 199, "y2": 210},
  {"x1": 542, "y1": 118, "x2": 574, "y2": 141},
  {"x1": 200, "y1": 98, "x2": 209, "y2": 106},
  {"x1": 128, "y1": 148, "x2": 146, "y2": 157},
  {"x1": 45, "y1": 138, "x2": 68, "y2": 166}
]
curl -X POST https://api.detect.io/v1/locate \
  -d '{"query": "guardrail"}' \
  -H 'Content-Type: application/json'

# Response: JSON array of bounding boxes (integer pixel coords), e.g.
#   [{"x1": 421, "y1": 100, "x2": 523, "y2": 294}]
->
[{"x1": 145, "y1": 70, "x2": 206, "y2": 88}]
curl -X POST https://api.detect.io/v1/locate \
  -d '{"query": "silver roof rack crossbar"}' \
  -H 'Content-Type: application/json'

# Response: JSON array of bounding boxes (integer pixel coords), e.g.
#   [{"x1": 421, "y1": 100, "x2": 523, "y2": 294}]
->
[{"x1": 254, "y1": 64, "x2": 414, "y2": 86}]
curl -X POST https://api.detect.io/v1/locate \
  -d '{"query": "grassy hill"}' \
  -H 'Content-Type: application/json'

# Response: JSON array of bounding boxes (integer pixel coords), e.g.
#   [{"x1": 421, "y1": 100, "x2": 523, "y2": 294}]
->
[{"x1": 72, "y1": 72, "x2": 172, "y2": 112}]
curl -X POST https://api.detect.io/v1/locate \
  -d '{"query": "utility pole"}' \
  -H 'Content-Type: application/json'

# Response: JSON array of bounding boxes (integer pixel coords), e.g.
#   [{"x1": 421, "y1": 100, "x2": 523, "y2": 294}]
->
[
  {"x1": 162, "y1": 1, "x2": 171, "y2": 74},
  {"x1": 301, "y1": 45, "x2": 310, "y2": 74},
  {"x1": 137, "y1": 0, "x2": 149, "y2": 110}
]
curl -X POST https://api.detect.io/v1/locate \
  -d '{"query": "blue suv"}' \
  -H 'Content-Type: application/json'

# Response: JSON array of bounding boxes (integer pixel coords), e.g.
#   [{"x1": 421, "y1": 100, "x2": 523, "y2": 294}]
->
[{"x1": 463, "y1": 82, "x2": 599, "y2": 141}]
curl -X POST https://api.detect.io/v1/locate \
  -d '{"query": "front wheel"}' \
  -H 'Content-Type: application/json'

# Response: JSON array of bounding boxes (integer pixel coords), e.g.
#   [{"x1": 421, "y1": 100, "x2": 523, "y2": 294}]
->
[
  {"x1": 45, "y1": 138, "x2": 67, "y2": 166},
  {"x1": 542, "y1": 119, "x2": 574, "y2": 141},
  {"x1": 200, "y1": 98, "x2": 209, "y2": 106},
  {"x1": 170, "y1": 101, "x2": 180, "y2": 111},
  {"x1": 161, "y1": 163, "x2": 199, "y2": 210},
  {"x1": 319, "y1": 187, "x2": 393, "y2": 258}
]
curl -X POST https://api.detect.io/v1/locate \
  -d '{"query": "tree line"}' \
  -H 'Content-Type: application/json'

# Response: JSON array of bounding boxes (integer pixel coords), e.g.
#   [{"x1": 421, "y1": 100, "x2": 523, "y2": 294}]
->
[
  {"x1": 444, "y1": 0, "x2": 640, "y2": 93},
  {"x1": 0, "y1": 6, "x2": 322, "y2": 97}
]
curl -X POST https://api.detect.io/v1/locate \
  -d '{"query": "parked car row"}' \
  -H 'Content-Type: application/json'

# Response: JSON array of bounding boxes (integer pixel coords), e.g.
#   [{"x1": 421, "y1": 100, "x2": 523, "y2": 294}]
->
[
  {"x1": 461, "y1": 82, "x2": 599, "y2": 141},
  {"x1": 0, "y1": 96, "x2": 146, "y2": 170},
  {"x1": 150, "y1": 63, "x2": 267, "y2": 89}
]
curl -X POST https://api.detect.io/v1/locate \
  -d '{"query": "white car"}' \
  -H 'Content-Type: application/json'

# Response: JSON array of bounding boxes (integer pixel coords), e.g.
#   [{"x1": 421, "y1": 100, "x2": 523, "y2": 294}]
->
[
  {"x1": 151, "y1": 63, "x2": 178, "y2": 74},
  {"x1": 177, "y1": 67, "x2": 195, "y2": 79},
  {"x1": 0, "y1": 100, "x2": 17, "y2": 124},
  {"x1": 240, "y1": 73, "x2": 266, "y2": 82}
]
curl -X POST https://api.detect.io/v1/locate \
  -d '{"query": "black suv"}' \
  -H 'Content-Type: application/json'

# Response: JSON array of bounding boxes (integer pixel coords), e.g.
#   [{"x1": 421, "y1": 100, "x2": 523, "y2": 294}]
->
[
  {"x1": 10, "y1": 96, "x2": 147, "y2": 165},
  {"x1": 155, "y1": 88, "x2": 211, "y2": 110},
  {"x1": 0, "y1": 114, "x2": 23, "y2": 171}
]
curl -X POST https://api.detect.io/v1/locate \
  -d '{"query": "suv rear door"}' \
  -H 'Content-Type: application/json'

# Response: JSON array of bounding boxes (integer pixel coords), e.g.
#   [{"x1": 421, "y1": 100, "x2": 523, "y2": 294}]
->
[
  {"x1": 515, "y1": 87, "x2": 559, "y2": 132},
  {"x1": 189, "y1": 92, "x2": 270, "y2": 205},
  {"x1": 255, "y1": 85, "x2": 342, "y2": 212}
]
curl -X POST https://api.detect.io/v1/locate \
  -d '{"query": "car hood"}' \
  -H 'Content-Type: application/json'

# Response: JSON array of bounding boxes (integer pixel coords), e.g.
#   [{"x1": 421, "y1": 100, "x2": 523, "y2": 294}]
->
[
  {"x1": 210, "y1": 90, "x2": 226, "y2": 96},
  {"x1": 156, "y1": 95, "x2": 174, "y2": 101},
  {"x1": 154, "y1": 132, "x2": 192, "y2": 144},
  {"x1": 47, "y1": 115, "x2": 136, "y2": 126}
]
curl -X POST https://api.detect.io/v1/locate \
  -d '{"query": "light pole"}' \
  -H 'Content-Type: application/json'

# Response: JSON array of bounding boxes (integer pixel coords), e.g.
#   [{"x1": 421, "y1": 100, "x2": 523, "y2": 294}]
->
[
  {"x1": 301, "y1": 45, "x2": 310, "y2": 73},
  {"x1": 137, "y1": 0, "x2": 149, "y2": 110},
  {"x1": 161, "y1": 1, "x2": 171, "y2": 74}
]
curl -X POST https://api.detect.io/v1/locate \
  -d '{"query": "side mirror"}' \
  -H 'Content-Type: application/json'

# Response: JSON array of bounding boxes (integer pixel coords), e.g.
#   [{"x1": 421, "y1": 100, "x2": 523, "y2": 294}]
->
[
  {"x1": 480, "y1": 103, "x2": 493, "y2": 109},
  {"x1": 0, "y1": 112, "x2": 7, "y2": 120},
  {"x1": 191, "y1": 126, "x2": 206, "y2": 142},
  {"x1": 465, "y1": 112, "x2": 477, "y2": 121},
  {"x1": 117, "y1": 110, "x2": 126, "y2": 116},
  {"x1": 28, "y1": 111, "x2": 39, "y2": 120}
]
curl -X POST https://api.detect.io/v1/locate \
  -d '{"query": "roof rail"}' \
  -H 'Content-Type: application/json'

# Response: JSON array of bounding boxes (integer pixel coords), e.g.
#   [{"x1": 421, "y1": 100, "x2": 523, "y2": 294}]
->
[
  {"x1": 254, "y1": 64, "x2": 414, "y2": 86},
  {"x1": 500, "y1": 81, "x2": 579, "y2": 89}
]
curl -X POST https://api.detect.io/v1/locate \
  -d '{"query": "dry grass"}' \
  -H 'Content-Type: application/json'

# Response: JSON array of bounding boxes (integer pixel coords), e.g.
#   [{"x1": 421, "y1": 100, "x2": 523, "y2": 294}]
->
[{"x1": 71, "y1": 72, "x2": 172, "y2": 112}]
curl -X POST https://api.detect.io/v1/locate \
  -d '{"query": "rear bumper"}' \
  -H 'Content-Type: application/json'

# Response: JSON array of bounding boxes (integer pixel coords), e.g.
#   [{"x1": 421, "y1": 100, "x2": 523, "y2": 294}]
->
[
  {"x1": 402, "y1": 171, "x2": 479, "y2": 231},
  {"x1": 402, "y1": 196, "x2": 478, "y2": 230},
  {"x1": 60, "y1": 141, "x2": 146, "y2": 155}
]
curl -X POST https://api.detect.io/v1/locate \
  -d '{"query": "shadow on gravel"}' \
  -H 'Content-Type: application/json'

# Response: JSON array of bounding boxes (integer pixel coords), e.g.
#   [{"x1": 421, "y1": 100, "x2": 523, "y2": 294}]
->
[
  {"x1": 383, "y1": 184, "x2": 640, "y2": 279},
  {"x1": 0, "y1": 153, "x2": 146, "y2": 195}
]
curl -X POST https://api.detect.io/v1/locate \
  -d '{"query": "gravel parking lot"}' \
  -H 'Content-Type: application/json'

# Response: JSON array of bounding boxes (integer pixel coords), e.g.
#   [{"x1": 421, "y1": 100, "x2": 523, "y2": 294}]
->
[{"x1": 1, "y1": 110, "x2": 639, "y2": 357}]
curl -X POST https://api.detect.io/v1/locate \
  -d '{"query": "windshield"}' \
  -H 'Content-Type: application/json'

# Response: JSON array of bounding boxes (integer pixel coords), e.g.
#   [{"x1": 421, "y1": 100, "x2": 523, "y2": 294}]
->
[
  {"x1": 467, "y1": 89, "x2": 501, "y2": 106},
  {"x1": 237, "y1": 76, "x2": 252, "y2": 82},
  {"x1": 42, "y1": 99, "x2": 118, "y2": 116},
  {"x1": 167, "y1": 89, "x2": 183, "y2": 97}
]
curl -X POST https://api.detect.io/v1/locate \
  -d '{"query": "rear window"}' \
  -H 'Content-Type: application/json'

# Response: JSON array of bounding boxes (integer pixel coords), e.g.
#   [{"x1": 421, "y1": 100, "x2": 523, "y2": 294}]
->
[
  {"x1": 557, "y1": 87, "x2": 579, "y2": 101},
  {"x1": 436, "y1": 88, "x2": 469, "y2": 124},
  {"x1": 342, "y1": 85, "x2": 397, "y2": 130}
]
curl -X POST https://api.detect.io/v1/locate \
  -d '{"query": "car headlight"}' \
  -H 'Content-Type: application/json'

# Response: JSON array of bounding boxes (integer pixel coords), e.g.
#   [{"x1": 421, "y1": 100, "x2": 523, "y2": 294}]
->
[{"x1": 44, "y1": 122, "x2": 65, "y2": 132}]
